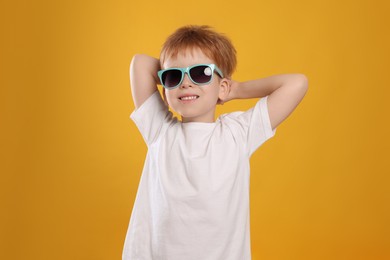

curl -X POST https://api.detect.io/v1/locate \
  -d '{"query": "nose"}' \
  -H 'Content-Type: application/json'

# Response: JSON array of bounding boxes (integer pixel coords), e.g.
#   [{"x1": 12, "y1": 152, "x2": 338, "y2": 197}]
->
[{"x1": 179, "y1": 73, "x2": 193, "y2": 88}]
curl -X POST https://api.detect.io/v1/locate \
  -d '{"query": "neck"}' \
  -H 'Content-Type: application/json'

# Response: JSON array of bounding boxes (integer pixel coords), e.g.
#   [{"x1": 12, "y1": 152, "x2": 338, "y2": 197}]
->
[{"x1": 181, "y1": 115, "x2": 215, "y2": 123}]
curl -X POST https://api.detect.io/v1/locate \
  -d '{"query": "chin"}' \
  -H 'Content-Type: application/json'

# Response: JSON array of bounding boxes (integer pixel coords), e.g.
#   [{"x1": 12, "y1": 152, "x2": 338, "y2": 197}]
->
[{"x1": 177, "y1": 111, "x2": 197, "y2": 118}]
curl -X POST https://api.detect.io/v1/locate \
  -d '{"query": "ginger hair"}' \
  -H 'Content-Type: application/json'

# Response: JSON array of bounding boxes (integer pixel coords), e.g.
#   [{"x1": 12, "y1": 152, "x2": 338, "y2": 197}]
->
[{"x1": 159, "y1": 25, "x2": 237, "y2": 78}]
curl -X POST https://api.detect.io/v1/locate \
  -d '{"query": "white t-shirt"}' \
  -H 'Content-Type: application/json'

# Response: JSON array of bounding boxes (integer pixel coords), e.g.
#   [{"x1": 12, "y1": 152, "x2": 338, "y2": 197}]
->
[{"x1": 123, "y1": 90, "x2": 276, "y2": 260}]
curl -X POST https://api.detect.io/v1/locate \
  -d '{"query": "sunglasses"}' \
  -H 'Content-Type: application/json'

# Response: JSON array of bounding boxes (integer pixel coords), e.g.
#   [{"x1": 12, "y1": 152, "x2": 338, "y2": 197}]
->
[{"x1": 157, "y1": 64, "x2": 224, "y2": 90}]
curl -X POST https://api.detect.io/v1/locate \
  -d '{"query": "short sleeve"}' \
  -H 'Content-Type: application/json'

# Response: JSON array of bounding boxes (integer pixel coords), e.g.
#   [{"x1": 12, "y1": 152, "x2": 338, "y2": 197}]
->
[
  {"x1": 234, "y1": 95, "x2": 277, "y2": 156},
  {"x1": 130, "y1": 91, "x2": 173, "y2": 146}
]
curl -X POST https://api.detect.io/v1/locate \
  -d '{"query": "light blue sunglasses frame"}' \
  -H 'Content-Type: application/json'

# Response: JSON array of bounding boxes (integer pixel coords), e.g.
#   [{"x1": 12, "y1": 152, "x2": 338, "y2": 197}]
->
[{"x1": 157, "y1": 63, "x2": 224, "y2": 90}]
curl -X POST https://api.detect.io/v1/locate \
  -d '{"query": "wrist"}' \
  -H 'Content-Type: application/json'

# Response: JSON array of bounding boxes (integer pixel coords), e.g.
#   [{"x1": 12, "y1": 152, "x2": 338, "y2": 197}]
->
[{"x1": 230, "y1": 80, "x2": 240, "y2": 100}]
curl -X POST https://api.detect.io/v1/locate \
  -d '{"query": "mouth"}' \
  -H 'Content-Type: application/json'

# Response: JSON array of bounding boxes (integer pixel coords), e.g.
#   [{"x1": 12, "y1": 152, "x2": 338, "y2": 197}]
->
[{"x1": 178, "y1": 95, "x2": 199, "y2": 101}]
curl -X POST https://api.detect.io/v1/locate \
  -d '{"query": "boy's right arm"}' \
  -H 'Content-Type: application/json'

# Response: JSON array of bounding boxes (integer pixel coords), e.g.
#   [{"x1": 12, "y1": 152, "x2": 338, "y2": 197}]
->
[{"x1": 130, "y1": 54, "x2": 161, "y2": 109}]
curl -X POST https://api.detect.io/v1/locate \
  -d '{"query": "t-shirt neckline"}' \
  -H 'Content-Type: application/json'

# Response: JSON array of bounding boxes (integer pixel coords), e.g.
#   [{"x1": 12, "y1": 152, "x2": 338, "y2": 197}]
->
[{"x1": 181, "y1": 118, "x2": 220, "y2": 126}]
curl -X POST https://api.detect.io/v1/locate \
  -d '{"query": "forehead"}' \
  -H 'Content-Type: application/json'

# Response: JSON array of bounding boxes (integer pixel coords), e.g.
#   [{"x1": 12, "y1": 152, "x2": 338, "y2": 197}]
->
[{"x1": 162, "y1": 47, "x2": 214, "y2": 69}]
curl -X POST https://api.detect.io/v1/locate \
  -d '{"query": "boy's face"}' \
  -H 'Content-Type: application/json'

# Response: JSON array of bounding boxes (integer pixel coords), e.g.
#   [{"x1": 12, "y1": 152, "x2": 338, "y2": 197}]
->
[{"x1": 162, "y1": 48, "x2": 228, "y2": 123}]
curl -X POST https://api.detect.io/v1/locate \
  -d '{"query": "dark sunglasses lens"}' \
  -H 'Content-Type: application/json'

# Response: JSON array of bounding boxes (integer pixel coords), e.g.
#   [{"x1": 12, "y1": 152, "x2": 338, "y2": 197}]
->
[
  {"x1": 162, "y1": 69, "x2": 182, "y2": 88},
  {"x1": 190, "y1": 65, "x2": 212, "y2": 84}
]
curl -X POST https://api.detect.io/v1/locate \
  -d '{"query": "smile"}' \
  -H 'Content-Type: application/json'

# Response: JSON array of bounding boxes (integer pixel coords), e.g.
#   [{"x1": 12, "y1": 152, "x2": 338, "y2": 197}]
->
[{"x1": 179, "y1": 95, "x2": 199, "y2": 101}]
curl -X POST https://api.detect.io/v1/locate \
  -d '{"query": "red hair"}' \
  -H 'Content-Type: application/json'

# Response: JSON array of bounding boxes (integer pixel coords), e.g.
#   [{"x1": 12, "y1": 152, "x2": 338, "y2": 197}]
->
[{"x1": 159, "y1": 25, "x2": 237, "y2": 78}]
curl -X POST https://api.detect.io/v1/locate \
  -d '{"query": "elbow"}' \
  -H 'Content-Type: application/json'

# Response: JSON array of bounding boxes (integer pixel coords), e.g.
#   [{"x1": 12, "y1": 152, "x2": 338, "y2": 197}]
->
[
  {"x1": 131, "y1": 54, "x2": 146, "y2": 69},
  {"x1": 130, "y1": 54, "x2": 140, "y2": 72},
  {"x1": 294, "y1": 73, "x2": 308, "y2": 86},
  {"x1": 294, "y1": 73, "x2": 309, "y2": 93},
  {"x1": 130, "y1": 54, "x2": 151, "y2": 68},
  {"x1": 290, "y1": 74, "x2": 309, "y2": 98}
]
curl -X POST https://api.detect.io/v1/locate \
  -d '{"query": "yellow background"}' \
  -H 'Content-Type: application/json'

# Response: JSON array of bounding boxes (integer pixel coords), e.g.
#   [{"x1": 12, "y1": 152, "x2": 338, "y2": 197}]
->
[{"x1": 1, "y1": 0, "x2": 389, "y2": 259}]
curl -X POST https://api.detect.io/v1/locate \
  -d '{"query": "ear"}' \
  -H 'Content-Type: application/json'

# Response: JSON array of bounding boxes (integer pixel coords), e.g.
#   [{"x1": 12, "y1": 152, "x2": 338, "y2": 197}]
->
[{"x1": 217, "y1": 78, "x2": 231, "y2": 105}]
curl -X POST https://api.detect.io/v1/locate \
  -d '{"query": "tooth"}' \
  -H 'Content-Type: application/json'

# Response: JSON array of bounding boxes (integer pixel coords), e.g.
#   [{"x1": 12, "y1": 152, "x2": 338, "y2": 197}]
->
[{"x1": 181, "y1": 96, "x2": 197, "y2": 100}]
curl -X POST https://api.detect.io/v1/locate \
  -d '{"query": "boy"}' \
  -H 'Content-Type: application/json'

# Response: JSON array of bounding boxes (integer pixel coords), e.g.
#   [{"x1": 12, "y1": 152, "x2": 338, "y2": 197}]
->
[{"x1": 123, "y1": 25, "x2": 308, "y2": 260}]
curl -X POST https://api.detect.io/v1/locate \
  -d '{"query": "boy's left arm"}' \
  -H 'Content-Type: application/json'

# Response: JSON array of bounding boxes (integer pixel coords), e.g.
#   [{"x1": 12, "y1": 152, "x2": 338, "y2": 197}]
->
[{"x1": 222, "y1": 73, "x2": 309, "y2": 130}]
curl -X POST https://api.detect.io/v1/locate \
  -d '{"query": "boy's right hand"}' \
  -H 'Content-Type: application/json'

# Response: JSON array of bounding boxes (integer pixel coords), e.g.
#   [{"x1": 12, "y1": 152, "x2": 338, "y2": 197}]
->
[{"x1": 130, "y1": 54, "x2": 161, "y2": 109}]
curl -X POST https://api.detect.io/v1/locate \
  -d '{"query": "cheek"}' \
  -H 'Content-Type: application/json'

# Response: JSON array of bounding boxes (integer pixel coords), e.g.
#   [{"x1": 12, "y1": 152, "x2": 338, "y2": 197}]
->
[
  {"x1": 164, "y1": 90, "x2": 176, "y2": 104},
  {"x1": 209, "y1": 84, "x2": 221, "y2": 98}
]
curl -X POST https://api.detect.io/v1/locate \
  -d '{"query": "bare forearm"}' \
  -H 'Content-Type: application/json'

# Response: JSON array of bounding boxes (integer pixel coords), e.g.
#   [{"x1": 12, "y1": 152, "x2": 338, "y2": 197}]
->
[
  {"x1": 232, "y1": 73, "x2": 307, "y2": 99},
  {"x1": 130, "y1": 54, "x2": 161, "y2": 109},
  {"x1": 131, "y1": 54, "x2": 161, "y2": 86}
]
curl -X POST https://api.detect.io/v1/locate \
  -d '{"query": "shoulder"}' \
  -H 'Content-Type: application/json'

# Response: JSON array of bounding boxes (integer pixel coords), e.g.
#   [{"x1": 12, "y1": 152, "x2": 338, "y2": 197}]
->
[
  {"x1": 217, "y1": 111, "x2": 249, "y2": 138},
  {"x1": 218, "y1": 109, "x2": 252, "y2": 126}
]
